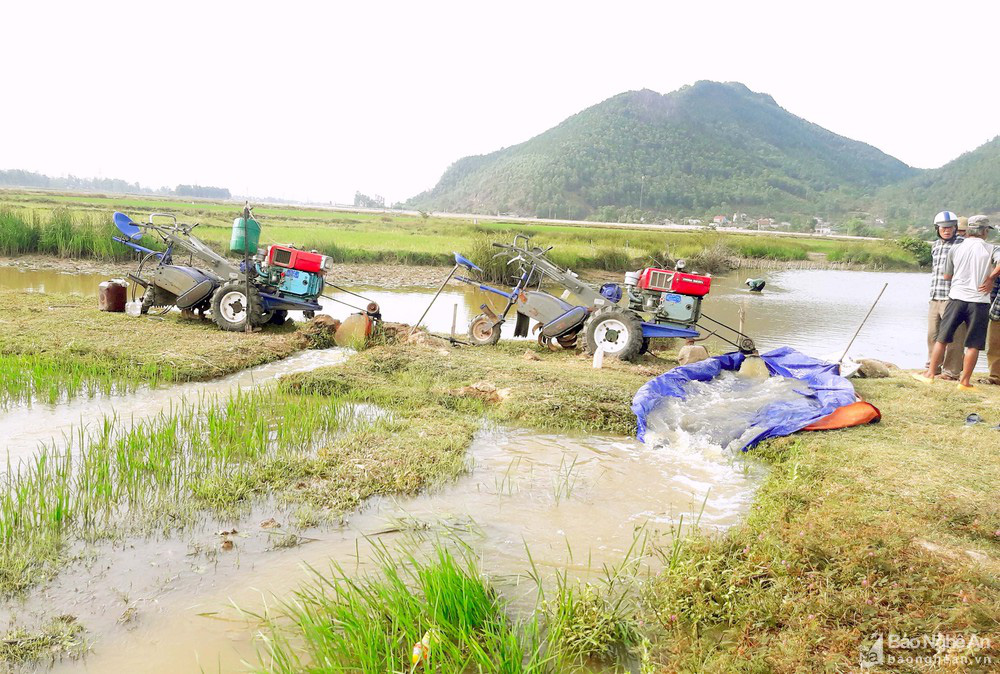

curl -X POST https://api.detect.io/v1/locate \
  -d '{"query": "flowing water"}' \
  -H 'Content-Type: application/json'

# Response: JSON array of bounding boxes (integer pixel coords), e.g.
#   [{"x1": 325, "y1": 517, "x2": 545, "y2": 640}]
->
[
  {"x1": 644, "y1": 370, "x2": 819, "y2": 453},
  {"x1": 1, "y1": 348, "x2": 350, "y2": 465},
  {"x1": 37, "y1": 427, "x2": 762, "y2": 673}
]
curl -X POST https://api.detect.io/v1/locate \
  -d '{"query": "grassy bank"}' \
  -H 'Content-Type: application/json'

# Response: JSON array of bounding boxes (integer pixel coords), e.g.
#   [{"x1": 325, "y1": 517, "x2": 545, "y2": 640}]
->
[
  {"x1": 0, "y1": 290, "x2": 301, "y2": 405},
  {"x1": 0, "y1": 190, "x2": 923, "y2": 272},
  {"x1": 640, "y1": 375, "x2": 1000, "y2": 670}
]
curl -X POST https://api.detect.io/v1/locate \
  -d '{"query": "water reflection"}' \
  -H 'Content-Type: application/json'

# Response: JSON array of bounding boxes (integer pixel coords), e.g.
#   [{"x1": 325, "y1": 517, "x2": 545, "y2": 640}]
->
[{"x1": 0, "y1": 266, "x2": 977, "y2": 369}]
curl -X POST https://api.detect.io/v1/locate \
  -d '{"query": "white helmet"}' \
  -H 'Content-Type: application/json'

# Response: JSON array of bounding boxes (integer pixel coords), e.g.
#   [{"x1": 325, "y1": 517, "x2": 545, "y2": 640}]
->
[{"x1": 934, "y1": 211, "x2": 959, "y2": 227}]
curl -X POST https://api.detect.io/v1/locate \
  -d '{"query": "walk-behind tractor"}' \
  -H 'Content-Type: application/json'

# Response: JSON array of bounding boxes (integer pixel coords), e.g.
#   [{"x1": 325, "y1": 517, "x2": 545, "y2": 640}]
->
[
  {"x1": 450, "y1": 235, "x2": 755, "y2": 361},
  {"x1": 112, "y1": 208, "x2": 380, "y2": 332}
]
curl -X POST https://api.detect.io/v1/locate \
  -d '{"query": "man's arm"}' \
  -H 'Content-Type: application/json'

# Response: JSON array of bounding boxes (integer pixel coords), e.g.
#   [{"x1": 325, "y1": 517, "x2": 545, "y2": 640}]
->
[
  {"x1": 978, "y1": 251, "x2": 1000, "y2": 293},
  {"x1": 943, "y1": 247, "x2": 955, "y2": 280}
]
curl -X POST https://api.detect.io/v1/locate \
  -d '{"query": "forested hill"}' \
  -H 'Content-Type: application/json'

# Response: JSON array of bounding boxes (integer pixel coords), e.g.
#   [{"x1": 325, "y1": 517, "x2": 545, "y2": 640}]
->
[
  {"x1": 407, "y1": 81, "x2": 917, "y2": 221},
  {"x1": 874, "y1": 136, "x2": 1000, "y2": 221}
]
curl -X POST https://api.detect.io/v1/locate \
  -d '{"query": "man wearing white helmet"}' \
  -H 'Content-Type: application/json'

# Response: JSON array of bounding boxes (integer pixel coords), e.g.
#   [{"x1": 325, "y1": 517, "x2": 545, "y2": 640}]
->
[
  {"x1": 919, "y1": 214, "x2": 1000, "y2": 389},
  {"x1": 924, "y1": 210, "x2": 965, "y2": 380}
]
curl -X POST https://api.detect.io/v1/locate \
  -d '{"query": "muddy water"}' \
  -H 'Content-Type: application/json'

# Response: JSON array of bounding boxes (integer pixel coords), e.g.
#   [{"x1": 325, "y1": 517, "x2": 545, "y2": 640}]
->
[
  {"x1": 304, "y1": 270, "x2": 956, "y2": 369},
  {"x1": 41, "y1": 427, "x2": 761, "y2": 673},
  {"x1": 1, "y1": 348, "x2": 349, "y2": 464}
]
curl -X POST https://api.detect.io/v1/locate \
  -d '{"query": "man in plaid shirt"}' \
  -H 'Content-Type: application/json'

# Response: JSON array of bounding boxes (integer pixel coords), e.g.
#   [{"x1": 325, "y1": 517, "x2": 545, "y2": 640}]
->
[{"x1": 927, "y1": 211, "x2": 965, "y2": 379}]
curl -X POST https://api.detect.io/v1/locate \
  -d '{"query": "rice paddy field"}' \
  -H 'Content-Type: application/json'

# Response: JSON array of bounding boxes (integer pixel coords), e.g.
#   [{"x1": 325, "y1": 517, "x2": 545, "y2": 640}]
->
[
  {"x1": 0, "y1": 189, "x2": 921, "y2": 273},
  {"x1": 0, "y1": 189, "x2": 995, "y2": 672}
]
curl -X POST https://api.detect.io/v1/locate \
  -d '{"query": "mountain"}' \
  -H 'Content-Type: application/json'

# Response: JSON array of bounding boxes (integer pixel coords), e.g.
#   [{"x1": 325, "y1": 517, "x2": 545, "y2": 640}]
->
[
  {"x1": 874, "y1": 136, "x2": 1000, "y2": 222},
  {"x1": 407, "y1": 81, "x2": 918, "y2": 221}
]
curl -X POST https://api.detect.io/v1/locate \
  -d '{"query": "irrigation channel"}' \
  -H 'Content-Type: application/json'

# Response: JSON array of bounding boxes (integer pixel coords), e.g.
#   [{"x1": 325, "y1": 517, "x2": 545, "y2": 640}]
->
[{"x1": 0, "y1": 264, "x2": 957, "y2": 671}]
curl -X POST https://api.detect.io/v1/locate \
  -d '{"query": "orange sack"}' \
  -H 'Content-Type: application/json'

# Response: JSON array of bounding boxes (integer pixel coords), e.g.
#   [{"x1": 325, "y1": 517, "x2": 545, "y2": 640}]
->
[{"x1": 803, "y1": 401, "x2": 881, "y2": 431}]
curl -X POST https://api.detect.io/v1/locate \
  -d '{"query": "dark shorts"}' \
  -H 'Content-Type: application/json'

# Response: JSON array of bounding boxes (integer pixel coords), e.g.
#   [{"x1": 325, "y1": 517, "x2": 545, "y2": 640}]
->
[{"x1": 937, "y1": 299, "x2": 990, "y2": 350}]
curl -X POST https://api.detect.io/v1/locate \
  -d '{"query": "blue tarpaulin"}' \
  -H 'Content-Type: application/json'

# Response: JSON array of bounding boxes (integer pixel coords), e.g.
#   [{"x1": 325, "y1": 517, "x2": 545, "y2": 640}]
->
[{"x1": 632, "y1": 346, "x2": 858, "y2": 451}]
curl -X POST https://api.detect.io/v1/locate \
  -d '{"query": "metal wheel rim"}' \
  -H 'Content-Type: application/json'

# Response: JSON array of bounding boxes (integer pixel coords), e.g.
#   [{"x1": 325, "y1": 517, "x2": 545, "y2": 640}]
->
[
  {"x1": 219, "y1": 290, "x2": 248, "y2": 323},
  {"x1": 471, "y1": 318, "x2": 495, "y2": 341},
  {"x1": 594, "y1": 319, "x2": 629, "y2": 354}
]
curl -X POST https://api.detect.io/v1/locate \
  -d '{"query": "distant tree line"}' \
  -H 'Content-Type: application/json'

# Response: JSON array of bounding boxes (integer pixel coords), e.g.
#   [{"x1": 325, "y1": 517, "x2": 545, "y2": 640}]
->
[
  {"x1": 174, "y1": 184, "x2": 231, "y2": 199},
  {"x1": 354, "y1": 191, "x2": 385, "y2": 208},
  {"x1": 0, "y1": 169, "x2": 231, "y2": 200}
]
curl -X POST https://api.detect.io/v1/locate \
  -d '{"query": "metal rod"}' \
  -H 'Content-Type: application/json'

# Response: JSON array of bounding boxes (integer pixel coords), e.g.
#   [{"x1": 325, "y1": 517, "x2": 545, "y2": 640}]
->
[
  {"x1": 451, "y1": 303, "x2": 458, "y2": 340},
  {"x1": 324, "y1": 282, "x2": 376, "y2": 304},
  {"x1": 839, "y1": 282, "x2": 888, "y2": 363},
  {"x1": 408, "y1": 264, "x2": 458, "y2": 337},
  {"x1": 243, "y1": 203, "x2": 252, "y2": 334},
  {"x1": 319, "y1": 293, "x2": 367, "y2": 313}
]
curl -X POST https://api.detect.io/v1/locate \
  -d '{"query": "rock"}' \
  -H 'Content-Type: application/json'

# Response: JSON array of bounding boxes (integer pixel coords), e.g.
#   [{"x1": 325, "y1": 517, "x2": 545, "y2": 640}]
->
[
  {"x1": 857, "y1": 358, "x2": 890, "y2": 378},
  {"x1": 678, "y1": 344, "x2": 710, "y2": 365},
  {"x1": 522, "y1": 350, "x2": 541, "y2": 361},
  {"x1": 451, "y1": 380, "x2": 508, "y2": 403}
]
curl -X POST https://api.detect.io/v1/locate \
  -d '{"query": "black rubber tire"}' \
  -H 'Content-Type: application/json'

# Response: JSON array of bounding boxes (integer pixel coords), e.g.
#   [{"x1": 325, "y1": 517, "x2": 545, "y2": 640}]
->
[
  {"x1": 303, "y1": 310, "x2": 315, "y2": 320},
  {"x1": 211, "y1": 280, "x2": 265, "y2": 332},
  {"x1": 583, "y1": 306, "x2": 644, "y2": 362},
  {"x1": 268, "y1": 310, "x2": 288, "y2": 326},
  {"x1": 639, "y1": 337, "x2": 650, "y2": 355},
  {"x1": 468, "y1": 313, "x2": 502, "y2": 346}
]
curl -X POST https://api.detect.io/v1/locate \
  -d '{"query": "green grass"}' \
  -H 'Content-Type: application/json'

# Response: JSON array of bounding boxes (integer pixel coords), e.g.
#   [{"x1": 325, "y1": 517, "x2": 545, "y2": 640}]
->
[
  {"x1": 0, "y1": 290, "x2": 301, "y2": 407},
  {"x1": 251, "y1": 538, "x2": 657, "y2": 673},
  {"x1": 0, "y1": 615, "x2": 85, "y2": 665},
  {"x1": 0, "y1": 189, "x2": 922, "y2": 271}
]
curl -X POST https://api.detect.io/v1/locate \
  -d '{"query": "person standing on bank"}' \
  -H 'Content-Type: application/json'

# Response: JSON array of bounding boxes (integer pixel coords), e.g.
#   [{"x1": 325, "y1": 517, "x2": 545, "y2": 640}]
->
[
  {"x1": 925, "y1": 211, "x2": 965, "y2": 380},
  {"x1": 975, "y1": 215, "x2": 1000, "y2": 386},
  {"x1": 919, "y1": 215, "x2": 999, "y2": 389}
]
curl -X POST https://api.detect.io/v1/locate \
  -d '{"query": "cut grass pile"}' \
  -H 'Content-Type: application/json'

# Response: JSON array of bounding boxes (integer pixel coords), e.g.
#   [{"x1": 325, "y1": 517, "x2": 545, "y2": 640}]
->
[
  {"x1": 0, "y1": 290, "x2": 301, "y2": 405},
  {"x1": 0, "y1": 190, "x2": 922, "y2": 271}
]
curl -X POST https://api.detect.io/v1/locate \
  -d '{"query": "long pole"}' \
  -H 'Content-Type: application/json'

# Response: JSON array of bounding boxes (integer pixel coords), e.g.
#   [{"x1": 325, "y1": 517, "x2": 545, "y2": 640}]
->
[
  {"x1": 243, "y1": 202, "x2": 252, "y2": 334},
  {"x1": 408, "y1": 264, "x2": 458, "y2": 338},
  {"x1": 838, "y1": 282, "x2": 888, "y2": 363}
]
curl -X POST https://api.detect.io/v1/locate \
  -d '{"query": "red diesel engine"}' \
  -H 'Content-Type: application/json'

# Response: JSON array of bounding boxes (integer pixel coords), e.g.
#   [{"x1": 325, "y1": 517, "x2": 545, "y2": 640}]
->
[
  {"x1": 267, "y1": 245, "x2": 333, "y2": 273},
  {"x1": 624, "y1": 265, "x2": 712, "y2": 326}
]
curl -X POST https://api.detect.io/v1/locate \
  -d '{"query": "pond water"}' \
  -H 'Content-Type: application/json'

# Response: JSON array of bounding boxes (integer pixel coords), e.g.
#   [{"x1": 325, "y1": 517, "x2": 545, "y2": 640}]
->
[{"x1": 0, "y1": 265, "x2": 957, "y2": 369}]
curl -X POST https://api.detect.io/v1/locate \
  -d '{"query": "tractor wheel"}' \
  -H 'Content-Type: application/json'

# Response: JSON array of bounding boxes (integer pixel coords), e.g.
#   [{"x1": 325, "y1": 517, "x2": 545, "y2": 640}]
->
[
  {"x1": 303, "y1": 310, "x2": 315, "y2": 320},
  {"x1": 268, "y1": 310, "x2": 288, "y2": 326},
  {"x1": 639, "y1": 337, "x2": 651, "y2": 355},
  {"x1": 583, "y1": 307, "x2": 644, "y2": 362},
  {"x1": 468, "y1": 313, "x2": 502, "y2": 346},
  {"x1": 211, "y1": 281, "x2": 265, "y2": 332}
]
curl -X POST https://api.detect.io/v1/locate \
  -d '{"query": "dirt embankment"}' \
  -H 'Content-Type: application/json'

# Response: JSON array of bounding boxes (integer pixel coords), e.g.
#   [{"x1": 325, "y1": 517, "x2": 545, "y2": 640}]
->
[{"x1": 0, "y1": 255, "x2": 453, "y2": 289}]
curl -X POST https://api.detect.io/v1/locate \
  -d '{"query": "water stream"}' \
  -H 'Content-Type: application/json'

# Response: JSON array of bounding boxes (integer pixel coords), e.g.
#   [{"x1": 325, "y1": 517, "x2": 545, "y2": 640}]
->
[{"x1": 37, "y1": 427, "x2": 762, "y2": 673}]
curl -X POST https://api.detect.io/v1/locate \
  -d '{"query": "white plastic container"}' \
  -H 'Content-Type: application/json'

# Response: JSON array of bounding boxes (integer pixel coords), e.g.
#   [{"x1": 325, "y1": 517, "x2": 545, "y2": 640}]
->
[{"x1": 125, "y1": 301, "x2": 143, "y2": 317}]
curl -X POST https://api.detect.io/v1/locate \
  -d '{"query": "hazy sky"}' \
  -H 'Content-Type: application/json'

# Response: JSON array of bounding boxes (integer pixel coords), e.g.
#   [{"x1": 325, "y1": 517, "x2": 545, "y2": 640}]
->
[{"x1": 3, "y1": 1, "x2": 998, "y2": 204}]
